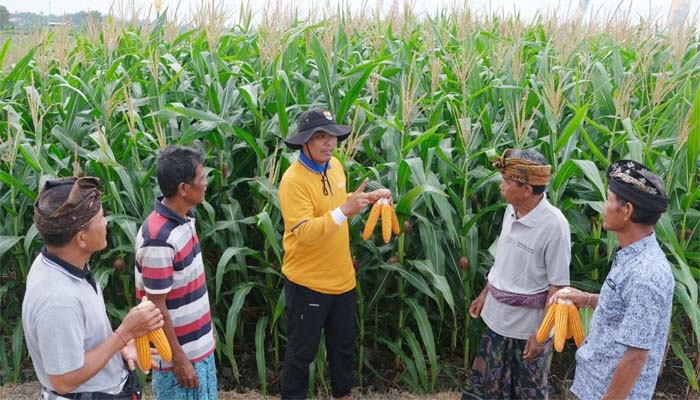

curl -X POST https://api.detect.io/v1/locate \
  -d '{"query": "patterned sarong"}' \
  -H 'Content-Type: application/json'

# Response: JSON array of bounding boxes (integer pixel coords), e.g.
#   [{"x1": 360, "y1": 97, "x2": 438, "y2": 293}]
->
[{"x1": 462, "y1": 326, "x2": 552, "y2": 400}]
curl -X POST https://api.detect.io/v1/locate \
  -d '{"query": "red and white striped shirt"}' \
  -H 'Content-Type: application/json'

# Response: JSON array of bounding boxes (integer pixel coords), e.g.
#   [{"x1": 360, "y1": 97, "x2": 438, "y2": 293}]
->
[{"x1": 135, "y1": 199, "x2": 215, "y2": 369}]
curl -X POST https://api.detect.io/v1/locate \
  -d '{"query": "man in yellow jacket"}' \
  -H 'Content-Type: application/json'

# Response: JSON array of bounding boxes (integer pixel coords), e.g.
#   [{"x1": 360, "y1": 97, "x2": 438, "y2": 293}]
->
[{"x1": 279, "y1": 109, "x2": 391, "y2": 400}]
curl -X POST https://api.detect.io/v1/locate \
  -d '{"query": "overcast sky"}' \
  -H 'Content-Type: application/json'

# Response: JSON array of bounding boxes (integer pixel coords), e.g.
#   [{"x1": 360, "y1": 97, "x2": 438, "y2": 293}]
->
[{"x1": 5, "y1": 0, "x2": 700, "y2": 23}]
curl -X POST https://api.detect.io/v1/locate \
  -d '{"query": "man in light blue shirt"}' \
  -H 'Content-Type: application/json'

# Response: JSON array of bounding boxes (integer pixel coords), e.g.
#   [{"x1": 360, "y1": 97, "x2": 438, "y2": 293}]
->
[{"x1": 553, "y1": 160, "x2": 674, "y2": 399}]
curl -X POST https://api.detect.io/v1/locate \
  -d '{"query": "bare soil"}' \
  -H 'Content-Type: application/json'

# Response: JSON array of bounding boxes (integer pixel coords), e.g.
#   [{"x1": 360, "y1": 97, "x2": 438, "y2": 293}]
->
[{"x1": 2, "y1": 351, "x2": 697, "y2": 399}]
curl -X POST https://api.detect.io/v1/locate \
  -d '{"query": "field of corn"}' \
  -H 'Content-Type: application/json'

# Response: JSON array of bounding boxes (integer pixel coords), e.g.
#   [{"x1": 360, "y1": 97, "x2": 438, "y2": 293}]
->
[{"x1": 0, "y1": 1, "x2": 699, "y2": 397}]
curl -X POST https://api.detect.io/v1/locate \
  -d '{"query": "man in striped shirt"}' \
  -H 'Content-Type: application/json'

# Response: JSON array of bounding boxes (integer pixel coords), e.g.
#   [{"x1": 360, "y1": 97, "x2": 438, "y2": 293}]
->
[{"x1": 135, "y1": 146, "x2": 217, "y2": 399}]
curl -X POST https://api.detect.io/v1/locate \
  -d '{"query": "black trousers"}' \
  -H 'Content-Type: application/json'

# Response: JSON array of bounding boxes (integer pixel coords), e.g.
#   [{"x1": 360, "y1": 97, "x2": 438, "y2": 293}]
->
[{"x1": 281, "y1": 279, "x2": 357, "y2": 400}]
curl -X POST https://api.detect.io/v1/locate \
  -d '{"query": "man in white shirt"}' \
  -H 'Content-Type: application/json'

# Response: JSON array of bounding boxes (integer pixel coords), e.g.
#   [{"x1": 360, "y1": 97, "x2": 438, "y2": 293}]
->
[{"x1": 462, "y1": 149, "x2": 571, "y2": 399}]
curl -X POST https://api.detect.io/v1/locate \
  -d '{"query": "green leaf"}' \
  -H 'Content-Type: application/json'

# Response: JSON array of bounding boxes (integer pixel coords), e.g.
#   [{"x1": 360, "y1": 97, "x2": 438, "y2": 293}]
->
[
  {"x1": 671, "y1": 341, "x2": 699, "y2": 391},
  {"x1": 379, "y1": 263, "x2": 437, "y2": 303},
  {"x1": 0, "y1": 38, "x2": 11, "y2": 70},
  {"x1": 571, "y1": 159, "x2": 606, "y2": 201},
  {"x1": 255, "y1": 316, "x2": 269, "y2": 395},
  {"x1": 0, "y1": 171, "x2": 36, "y2": 202},
  {"x1": 403, "y1": 329, "x2": 428, "y2": 391},
  {"x1": 409, "y1": 259, "x2": 455, "y2": 315},
  {"x1": 215, "y1": 247, "x2": 258, "y2": 301},
  {"x1": 555, "y1": 103, "x2": 588, "y2": 152},
  {"x1": 311, "y1": 35, "x2": 334, "y2": 113},
  {"x1": 0, "y1": 236, "x2": 22, "y2": 259},
  {"x1": 224, "y1": 282, "x2": 254, "y2": 383},
  {"x1": 405, "y1": 297, "x2": 437, "y2": 390},
  {"x1": 686, "y1": 86, "x2": 700, "y2": 178}
]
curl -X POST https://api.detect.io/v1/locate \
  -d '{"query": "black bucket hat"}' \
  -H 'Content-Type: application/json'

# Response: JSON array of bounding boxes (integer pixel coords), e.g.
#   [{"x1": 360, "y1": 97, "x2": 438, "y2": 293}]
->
[{"x1": 284, "y1": 109, "x2": 351, "y2": 150}]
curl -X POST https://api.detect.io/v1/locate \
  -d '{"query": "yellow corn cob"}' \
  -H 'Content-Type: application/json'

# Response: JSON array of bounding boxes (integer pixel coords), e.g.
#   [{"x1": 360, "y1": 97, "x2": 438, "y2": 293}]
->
[
  {"x1": 536, "y1": 304, "x2": 556, "y2": 343},
  {"x1": 148, "y1": 328, "x2": 172, "y2": 362},
  {"x1": 135, "y1": 335, "x2": 151, "y2": 372},
  {"x1": 568, "y1": 304, "x2": 585, "y2": 347},
  {"x1": 553, "y1": 303, "x2": 568, "y2": 352},
  {"x1": 363, "y1": 203, "x2": 382, "y2": 240},
  {"x1": 390, "y1": 205, "x2": 400, "y2": 235},
  {"x1": 381, "y1": 204, "x2": 392, "y2": 243}
]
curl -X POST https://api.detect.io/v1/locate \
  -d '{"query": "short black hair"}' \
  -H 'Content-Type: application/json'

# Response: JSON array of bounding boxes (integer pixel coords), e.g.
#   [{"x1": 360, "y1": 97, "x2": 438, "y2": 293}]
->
[
  {"x1": 35, "y1": 184, "x2": 77, "y2": 247},
  {"x1": 615, "y1": 194, "x2": 664, "y2": 226},
  {"x1": 156, "y1": 146, "x2": 204, "y2": 198},
  {"x1": 509, "y1": 149, "x2": 547, "y2": 195}
]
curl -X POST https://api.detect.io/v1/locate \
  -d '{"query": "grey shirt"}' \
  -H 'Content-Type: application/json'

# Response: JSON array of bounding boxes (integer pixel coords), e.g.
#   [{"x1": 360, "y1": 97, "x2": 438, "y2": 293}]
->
[
  {"x1": 571, "y1": 233, "x2": 674, "y2": 400},
  {"x1": 481, "y1": 195, "x2": 571, "y2": 340},
  {"x1": 22, "y1": 249, "x2": 127, "y2": 394}
]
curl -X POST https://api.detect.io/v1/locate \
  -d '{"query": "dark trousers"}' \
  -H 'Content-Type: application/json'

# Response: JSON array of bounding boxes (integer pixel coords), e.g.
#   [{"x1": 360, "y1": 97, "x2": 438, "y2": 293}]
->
[{"x1": 281, "y1": 279, "x2": 357, "y2": 400}]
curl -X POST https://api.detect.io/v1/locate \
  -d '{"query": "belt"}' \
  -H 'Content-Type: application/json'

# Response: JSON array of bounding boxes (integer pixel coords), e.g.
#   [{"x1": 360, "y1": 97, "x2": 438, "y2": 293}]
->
[{"x1": 487, "y1": 283, "x2": 548, "y2": 309}]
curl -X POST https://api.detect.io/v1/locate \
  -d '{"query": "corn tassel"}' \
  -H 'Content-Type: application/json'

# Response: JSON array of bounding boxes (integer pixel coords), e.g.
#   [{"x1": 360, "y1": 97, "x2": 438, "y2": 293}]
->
[
  {"x1": 568, "y1": 304, "x2": 585, "y2": 347},
  {"x1": 536, "y1": 305, "x2": 556, "y2": 343},
  {"x1": 135, "y1": 335, "x2": 151, "y2": 372},
  {"x1": 390, "y1": 206, "x2": 400, "y2": 234},
  {"x1": 362, "y1": 203, "x2": 382, "y2": 240},
  {"x1": 148, "y1": 328, "x2": 172, "y2": 362},
  {"x1": 381, "y1": 204, "x2": 392, "y2": 243},
  {"x1": 553, "y1": 303, "x2": 568, "y2": 352}
]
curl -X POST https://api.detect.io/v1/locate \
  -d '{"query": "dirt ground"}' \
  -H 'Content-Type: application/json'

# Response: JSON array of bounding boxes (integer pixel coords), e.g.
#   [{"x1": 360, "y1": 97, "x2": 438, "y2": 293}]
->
[
  {"x1": 2, "y1": 353, "x2": 698, "y2": 400},
  {"x1": 0, "y1": 382, "x2": 461, "y2": 400},
  {"x1": 2, "y1": 381, "x2": 699, "y2": 400}
]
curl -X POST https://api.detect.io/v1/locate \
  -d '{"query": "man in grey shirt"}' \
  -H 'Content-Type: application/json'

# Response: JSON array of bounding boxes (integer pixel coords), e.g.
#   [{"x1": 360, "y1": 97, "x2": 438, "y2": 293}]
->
[
  {"x1": 462, "y1": 148, "x2": 571, "y2": 399},
  {"x1": 23, "y1": 177, "x2": 163, "y2": 399},
  {"x1": 553, "y1": 160, "x2": 674, "y2": 399}
]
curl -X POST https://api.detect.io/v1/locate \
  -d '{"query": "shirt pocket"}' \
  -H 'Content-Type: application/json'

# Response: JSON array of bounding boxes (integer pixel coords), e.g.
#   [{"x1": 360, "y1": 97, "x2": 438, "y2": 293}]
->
[{"x1": 597, "y1": 278, "x2": 626, "y2": 324}]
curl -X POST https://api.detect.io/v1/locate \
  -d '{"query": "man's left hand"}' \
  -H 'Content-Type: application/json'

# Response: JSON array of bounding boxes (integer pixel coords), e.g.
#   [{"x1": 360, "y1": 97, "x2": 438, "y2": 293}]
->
[
  {"x1": 523, "y1": 334, "x2": 543, "y2": 361},
  {"x1": 367, "y1": 189, "x2": 392, "y2": 204}
]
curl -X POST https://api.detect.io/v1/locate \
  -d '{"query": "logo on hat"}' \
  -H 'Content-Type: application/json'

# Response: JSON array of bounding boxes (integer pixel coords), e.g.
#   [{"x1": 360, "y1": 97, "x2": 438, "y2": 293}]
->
[{"x1": 323, "y1": 111, "x2": 333, "y2": 120}]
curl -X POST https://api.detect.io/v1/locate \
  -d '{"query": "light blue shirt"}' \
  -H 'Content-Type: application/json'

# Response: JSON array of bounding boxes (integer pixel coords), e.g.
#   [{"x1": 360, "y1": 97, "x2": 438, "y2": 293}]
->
[{"x1": 571, "y1": 233, "x2": 674, "y2": 399}]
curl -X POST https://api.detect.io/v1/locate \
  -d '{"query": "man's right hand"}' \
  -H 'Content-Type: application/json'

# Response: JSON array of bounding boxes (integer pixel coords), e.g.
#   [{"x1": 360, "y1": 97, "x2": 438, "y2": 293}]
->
[
  {"x1": 117, "y1": 300, "x2": 164, "y2": 341},
  {"x1": 340, "y1": 178, "x2": 370, "y2": 217},
  {"x1": 549, "y1": 287, "x2": 591, "y2": 308},
  {"x1": 173, "y1": 356, "x2": 199, "y2": 388}
]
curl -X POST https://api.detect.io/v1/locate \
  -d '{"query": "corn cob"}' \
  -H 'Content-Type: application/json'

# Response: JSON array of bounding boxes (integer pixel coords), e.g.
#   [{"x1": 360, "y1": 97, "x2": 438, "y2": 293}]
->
[
  {"x1": 553, "y1": 303, "x2": 568, "y2": 352},
  {"x1": 390, "y1": 205, "x2": 400, "y2": 235},
  {"x1": 148, "y1": 328, "x2": 173, "y2": 362},
  {"x1": 568, "y1": 304, "x2": 585, "y2": 347},
  {"x1": 363, "y1": 203, "x2": 382, "y2": 240},
  {"x1": 381, "y1": 204, "x2": 392, "y2": 243},
  {"x1": 536, "y1": 304, "x2": 556, "y2": 343},
  {"x1": 135, "y1": 335, "x2": 151, "y2": 372}
]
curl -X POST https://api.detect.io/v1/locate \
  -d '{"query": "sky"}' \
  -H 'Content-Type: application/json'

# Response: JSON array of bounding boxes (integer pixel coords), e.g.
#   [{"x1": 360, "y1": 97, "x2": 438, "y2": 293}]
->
[{"x1": 4, "y1": 0, "x2": 700, "y2": 24}]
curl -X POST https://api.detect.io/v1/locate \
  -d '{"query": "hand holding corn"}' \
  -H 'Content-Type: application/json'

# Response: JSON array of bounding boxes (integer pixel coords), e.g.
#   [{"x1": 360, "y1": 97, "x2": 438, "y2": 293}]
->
[
  {"x1": 117, "y1": 298, "x2": 163, "y2": 341},
  {"x1": 536, "y1": 296, "x2": 585, "y2": 351},
  {"x1": 132, "y1": 297, "x2": 173, "y2": 372}
]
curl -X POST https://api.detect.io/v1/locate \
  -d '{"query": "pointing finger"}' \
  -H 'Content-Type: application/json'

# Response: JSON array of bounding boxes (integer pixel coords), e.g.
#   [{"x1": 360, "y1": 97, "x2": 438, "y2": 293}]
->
[{"x1": 354, "y1": 178, "x2": 369, "y2": 194}]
